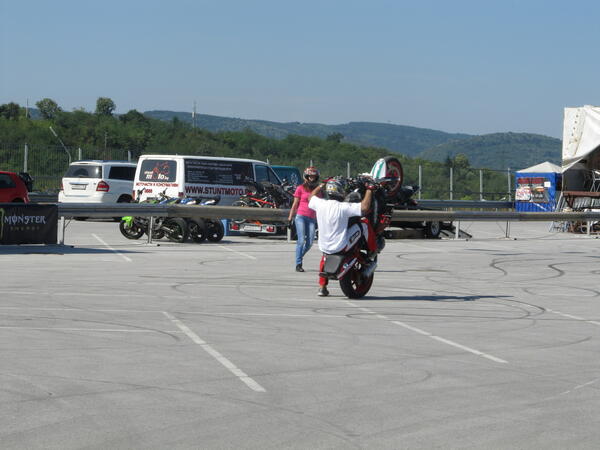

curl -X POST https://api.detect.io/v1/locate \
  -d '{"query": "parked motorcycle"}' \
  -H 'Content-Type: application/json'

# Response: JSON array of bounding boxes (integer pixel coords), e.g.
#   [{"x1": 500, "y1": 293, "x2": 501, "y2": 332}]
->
[
  {"x1": 179, "y1": 196, "x2": 224, "y2": 243},
  {"x1": 119, "y1": 189, "x2": 188, "y2": 243}
]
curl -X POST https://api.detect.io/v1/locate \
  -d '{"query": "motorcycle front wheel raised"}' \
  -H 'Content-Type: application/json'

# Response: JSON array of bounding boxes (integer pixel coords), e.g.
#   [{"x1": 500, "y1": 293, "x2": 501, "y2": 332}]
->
[
  {"x1": 339, "y1": 261, "x2": 374, "y2": 299},
  {"x1": 119, "y1": 220, "x2": 145, "y2": 239}
]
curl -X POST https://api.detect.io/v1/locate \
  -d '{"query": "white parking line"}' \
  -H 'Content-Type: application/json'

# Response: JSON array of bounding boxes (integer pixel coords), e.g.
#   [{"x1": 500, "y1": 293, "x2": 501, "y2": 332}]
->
[
  {"x1": 92, "y1": 234, "x2": 132, "y2": 262},
  {"x1": 217, "y1": 245, "x2": 257, "y2": 260},
  {"x1": 546, "y1": 308, "x2": 600, "y2": 326},
  {"x1": 162, "y1": 311, "x2": 265, "y2": 392},
  {"x1": 345, "y1": 301, "x2": 508, "y2": 364}
]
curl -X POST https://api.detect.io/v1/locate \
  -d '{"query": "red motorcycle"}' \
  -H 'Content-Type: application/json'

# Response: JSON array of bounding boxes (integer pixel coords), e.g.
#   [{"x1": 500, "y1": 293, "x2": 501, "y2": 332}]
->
[{"x1": 320, "y1": 157, "x2": 401, "y2": 298}]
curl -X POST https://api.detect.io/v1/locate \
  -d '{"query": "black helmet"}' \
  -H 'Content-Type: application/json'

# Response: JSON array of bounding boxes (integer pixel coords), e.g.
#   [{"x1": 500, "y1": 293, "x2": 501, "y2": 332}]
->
[{"x1": 325, "y1": 178, "x2": 345, "y2": 201}]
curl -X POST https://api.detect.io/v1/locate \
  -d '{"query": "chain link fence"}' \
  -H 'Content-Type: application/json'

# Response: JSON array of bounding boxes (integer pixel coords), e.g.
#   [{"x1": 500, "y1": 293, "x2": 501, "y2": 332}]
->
[
  {"x1": 0, "y1": 144, "x2": 132, "y2": 192},
  {"x1": 1, "y1": 144, "x2": 515, "y2": 199}
]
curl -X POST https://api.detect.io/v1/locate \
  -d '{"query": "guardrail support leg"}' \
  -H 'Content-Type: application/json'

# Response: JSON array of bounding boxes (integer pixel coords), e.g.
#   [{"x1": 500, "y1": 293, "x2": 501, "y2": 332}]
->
[
  {"x1": 505, "y1": 220, "x2": 511, "y2": 239},
  {"x1": 587, "y1": 220, "x2": 591, "y2": 236},
  {"x1": 287, "y1": 226, "x2": 291, "y2": 243},
  {"x1": 147, "y1": 217, "x2": 154, "y2": 244},
  {"x1": 59, "y1": 216, "x2": 65, "y2": 245},
  {"x1": 455, "y1": 221, "x2": 460, "y2": 239}
]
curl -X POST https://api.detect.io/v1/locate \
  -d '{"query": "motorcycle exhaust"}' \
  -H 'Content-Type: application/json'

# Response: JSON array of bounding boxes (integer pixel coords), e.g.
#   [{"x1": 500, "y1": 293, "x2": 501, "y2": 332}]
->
[{"x1": 362, "y1": 260, "x2": 378, "y2": 279}]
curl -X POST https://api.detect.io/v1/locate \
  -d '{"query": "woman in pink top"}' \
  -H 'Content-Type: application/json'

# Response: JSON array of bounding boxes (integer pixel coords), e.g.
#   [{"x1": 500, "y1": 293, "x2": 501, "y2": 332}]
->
[{"x1": 287, "y1": 166, "x2": 320, "y2": 272}]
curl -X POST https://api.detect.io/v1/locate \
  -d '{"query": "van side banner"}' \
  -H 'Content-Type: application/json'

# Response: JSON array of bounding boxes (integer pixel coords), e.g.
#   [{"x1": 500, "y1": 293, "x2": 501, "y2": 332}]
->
[{"x1": 0, "y1": 204, "x2": 58, "y2": 245}]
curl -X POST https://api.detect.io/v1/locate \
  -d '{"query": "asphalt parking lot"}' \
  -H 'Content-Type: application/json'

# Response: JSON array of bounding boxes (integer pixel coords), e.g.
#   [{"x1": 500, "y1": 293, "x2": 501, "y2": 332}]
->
[{"x1": 2, "y1": 220, "x2": 600, "y2": 449}]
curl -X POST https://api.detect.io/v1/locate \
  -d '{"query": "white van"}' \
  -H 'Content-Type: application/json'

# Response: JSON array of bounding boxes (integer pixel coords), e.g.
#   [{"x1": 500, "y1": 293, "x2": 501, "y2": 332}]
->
[{"x1": 133, "y1": 155, "x2": 282, "y2": 204}]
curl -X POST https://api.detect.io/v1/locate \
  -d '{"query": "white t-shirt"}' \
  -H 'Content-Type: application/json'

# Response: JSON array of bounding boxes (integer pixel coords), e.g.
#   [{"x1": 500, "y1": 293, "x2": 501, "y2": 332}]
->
[{"x1": 308, "y1": 196, "x2": 362, "y2": 254}]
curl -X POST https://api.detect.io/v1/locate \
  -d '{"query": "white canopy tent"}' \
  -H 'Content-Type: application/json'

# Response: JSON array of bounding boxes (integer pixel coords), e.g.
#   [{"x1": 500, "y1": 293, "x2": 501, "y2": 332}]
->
[
  {"x1": 562, "y1": 105, "x2": 600, "y2": 171},
  {"x1": 562, "y1": 105, "x2": 600, "y2": 191},
  {"x1": 517, "y1": 161, "x2": 562, "y2": 173}
]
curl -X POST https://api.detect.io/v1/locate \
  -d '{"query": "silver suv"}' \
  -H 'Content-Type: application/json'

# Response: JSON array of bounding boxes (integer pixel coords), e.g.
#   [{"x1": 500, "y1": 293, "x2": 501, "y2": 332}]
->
[{"x1": 58, "y1": 160, "x2": 137, "y2": 204}]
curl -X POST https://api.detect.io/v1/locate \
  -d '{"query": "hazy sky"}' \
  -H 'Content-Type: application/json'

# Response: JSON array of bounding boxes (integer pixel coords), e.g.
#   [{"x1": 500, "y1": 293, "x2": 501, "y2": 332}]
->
[{"x1": 1, "y1": 0, "x2": 599, "y2": 138}]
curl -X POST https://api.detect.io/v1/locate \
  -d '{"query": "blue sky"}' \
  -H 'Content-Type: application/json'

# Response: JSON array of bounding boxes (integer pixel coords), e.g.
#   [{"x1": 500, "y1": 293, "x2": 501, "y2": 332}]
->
[{"x1": 1, "y1": 0, "x2": 599, "y2": 138}]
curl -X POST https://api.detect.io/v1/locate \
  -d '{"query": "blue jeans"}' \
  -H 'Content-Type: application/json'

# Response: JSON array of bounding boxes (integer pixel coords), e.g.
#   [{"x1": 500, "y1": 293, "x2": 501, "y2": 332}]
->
[{"x1": 295, "y1": 215, "x2": 316, "y2": 266}]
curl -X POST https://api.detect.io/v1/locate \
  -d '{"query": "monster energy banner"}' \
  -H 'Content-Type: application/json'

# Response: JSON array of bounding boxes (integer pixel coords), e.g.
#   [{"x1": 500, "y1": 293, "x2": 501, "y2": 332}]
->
[{"x1": 0, "y1": 204, "x2": 58, "y2": 245}]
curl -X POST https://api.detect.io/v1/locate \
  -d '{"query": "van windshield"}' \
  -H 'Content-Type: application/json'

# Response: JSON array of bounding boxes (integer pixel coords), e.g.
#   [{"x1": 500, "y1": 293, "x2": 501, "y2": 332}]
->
[
  {"x1": 184, "y1": 159, "x2": 253, "y2": 185},
  {"x1": 138, "y1": 159, "x2": 177, "y2": 182},
  {"x1": 64, "y1": 165, "x2": 102, "y2": 178}
]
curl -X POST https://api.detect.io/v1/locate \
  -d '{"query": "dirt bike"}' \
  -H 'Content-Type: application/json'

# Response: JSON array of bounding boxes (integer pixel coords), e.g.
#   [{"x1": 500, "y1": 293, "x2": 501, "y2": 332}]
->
[{"x1": 320, "y1": 157, "x2": 401, "y2": 298}]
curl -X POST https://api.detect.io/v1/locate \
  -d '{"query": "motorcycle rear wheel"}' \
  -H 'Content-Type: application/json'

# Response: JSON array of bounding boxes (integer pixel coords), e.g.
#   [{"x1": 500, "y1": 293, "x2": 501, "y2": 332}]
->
[
  {"x1": 339, "y1": 262, "x2": 374, "y2": 299},
  {"x1": 164, "y1": 218, "x2": 189, "y2": 243},
  {"x1": 206, "y1": 220, "x2": 225, "y2": 242},
  {"x1": 187, "y1": 219, "x2": 207, "y2": 243}
]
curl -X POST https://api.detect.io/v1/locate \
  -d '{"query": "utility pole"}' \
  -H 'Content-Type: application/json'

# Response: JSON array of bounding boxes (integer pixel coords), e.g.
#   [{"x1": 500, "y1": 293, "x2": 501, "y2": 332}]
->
[
  {"x1": 49, "y1": 126, "x2": 72, "y2": 164},
  {"x1": 192, "y1": 101, "x2": 197, "y2": 128}
]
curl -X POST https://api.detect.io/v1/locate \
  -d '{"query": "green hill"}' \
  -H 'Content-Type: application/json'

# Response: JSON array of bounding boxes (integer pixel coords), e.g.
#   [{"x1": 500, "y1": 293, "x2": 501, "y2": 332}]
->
[
  {"x1": 144, "y1": 110, "x2": 471, "y2": 157},
  {"x1": 417, "y1": 132, "x2": 562, "y2": 170},
  {"x1": 144, "y1": 110, "x2": 561, "y2": 170}
]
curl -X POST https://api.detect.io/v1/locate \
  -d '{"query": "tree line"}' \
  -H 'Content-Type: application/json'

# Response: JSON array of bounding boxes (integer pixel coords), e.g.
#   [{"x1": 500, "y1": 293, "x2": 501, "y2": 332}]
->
[{"x1": 0, "y1": 98, "x2": 513, "y2": 199}]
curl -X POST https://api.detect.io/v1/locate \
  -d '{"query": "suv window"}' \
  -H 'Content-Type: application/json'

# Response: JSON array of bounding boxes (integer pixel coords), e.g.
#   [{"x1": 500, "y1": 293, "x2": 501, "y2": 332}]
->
[
  {"x1": 108, "y1": 166, "x2": 136, "y2": 181},
  {"x1": 0, "y1": 173, "x2": 16, "y2": 189},
  {"x1": 139, "y1": 159, "x2": 177, "y2": 182},
  {"x1": 184, "y1": 159, "x2": 253, "y2": 185},
  {"x1": 65, "y1": 164, "x2": 102, "y2": 178}
]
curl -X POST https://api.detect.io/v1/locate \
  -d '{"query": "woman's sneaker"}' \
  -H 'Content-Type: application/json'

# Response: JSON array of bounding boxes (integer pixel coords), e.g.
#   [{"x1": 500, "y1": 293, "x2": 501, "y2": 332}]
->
[{"x1": 317, "y1": 287, "x2": 329, "y2": 297}]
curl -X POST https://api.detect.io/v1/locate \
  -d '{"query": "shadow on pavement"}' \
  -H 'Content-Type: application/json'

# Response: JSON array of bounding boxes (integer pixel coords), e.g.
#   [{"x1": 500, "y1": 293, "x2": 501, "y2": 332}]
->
[
  {"x1": 357, "y1": 294, "x2": 513, "y2": 302},
  {"x1": 0, "y1": 245, "x2": 144, "y2": 255}
]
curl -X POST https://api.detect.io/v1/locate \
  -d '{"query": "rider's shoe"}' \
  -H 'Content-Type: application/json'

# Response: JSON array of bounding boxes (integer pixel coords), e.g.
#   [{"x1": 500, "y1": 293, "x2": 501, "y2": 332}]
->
[
  {"x1": 317, "y1": 287, "x2": 329, "y2": 297},
  {"x1": 296, "y1": 264, "x2": 304, "y2": 272}
]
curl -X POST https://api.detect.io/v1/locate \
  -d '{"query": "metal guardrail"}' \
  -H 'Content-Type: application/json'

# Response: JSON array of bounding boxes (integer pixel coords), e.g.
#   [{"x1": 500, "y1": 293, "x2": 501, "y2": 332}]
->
[
  {"x1": 29, "y1": 193, "x2": 59, "y2": 203},
  {"x1": 417, "y1": 199, "x2": 513, "y2": 209},
  {"x1": 54, "y1": 203, "x2": 600, "y2": 222}
]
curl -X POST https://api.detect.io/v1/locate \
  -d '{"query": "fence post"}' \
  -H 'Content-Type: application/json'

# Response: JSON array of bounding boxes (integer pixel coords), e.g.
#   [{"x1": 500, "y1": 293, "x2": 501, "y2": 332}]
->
[
  {"x1": 507, "y1": 168, "x2": 511, "y2": 201},
  {"x1": 78, "y1": 147, "x2": 82, "y2": 161},
  {"x1": 24, "y1": 143, "x2": 28, "y2": 173},
  {"x1": 347, "y1": 161, "x2": 350, "y2": 178},
  {"x1": 449, "y1": 167, "x2": 453, "y2": 200},
  {"x1": 418, "y1": 165, "x2": 422, "y2": 200},
  {"x1": 128, "y1": 151, "x2": 132, "y2": 162},
  {"x1": 479, "y1": 169, "x2": 483, "y2": 201}
]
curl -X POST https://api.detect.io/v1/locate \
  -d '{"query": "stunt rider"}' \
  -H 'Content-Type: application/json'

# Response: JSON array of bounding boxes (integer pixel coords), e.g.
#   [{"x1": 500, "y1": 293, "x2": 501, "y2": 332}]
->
[{"x1": 308, "y1": 178, "x2": 377, "y2": 297}]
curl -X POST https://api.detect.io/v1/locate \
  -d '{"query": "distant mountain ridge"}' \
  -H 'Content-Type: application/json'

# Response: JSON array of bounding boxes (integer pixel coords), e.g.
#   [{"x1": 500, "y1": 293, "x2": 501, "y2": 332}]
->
[
  {"x1": 418, "y1": 132, "x2": 562, "y2": 170},
  {"x1": 143, "y1": 110, "x2": 562, "y2": 170},
  {"x1": 144, "y1": 110, "x2": 471, "y2": 157}
]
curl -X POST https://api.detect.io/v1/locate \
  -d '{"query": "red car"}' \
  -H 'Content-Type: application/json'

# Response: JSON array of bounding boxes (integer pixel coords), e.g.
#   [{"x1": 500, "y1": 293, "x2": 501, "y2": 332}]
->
[{"x1": 0, "y1": 171, "x2": 32, "y2": 203}]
